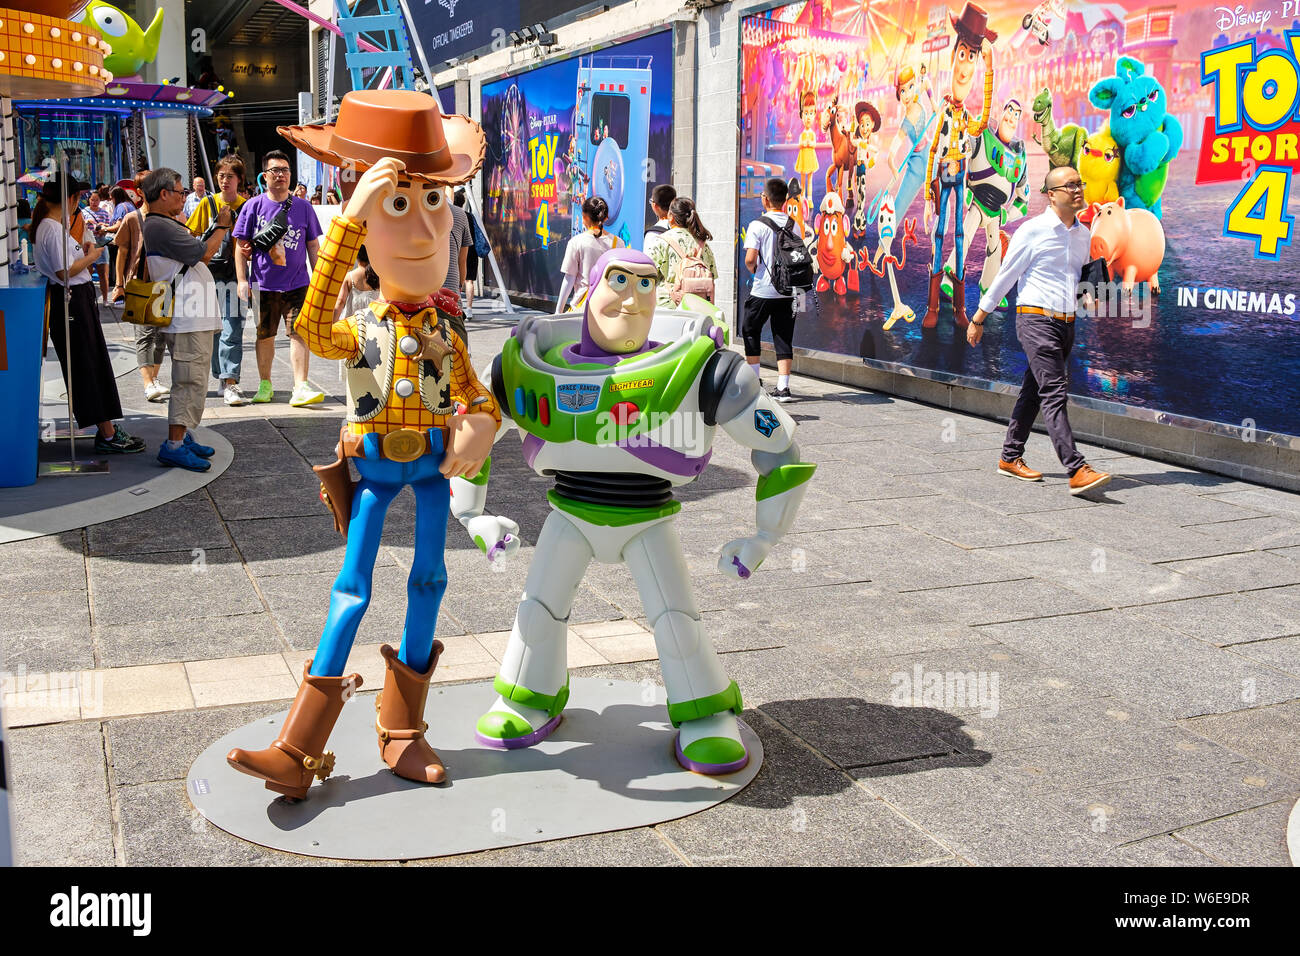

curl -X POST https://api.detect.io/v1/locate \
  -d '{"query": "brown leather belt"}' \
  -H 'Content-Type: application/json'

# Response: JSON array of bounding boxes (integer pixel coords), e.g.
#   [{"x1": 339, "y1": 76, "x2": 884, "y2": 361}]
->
[
  {"x1": 339, "y1": 426, "x2": 448, "y2": 463},
  {"x1": 1017, "y1": 305, "x2": 1075, "y2": 323}
]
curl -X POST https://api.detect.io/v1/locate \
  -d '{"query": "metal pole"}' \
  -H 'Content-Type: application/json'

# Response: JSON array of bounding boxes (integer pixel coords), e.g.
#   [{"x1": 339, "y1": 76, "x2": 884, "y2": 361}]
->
[
  {"x1": 142, "y1": 111, "x2": 154, "y2": 169},
  {"x1": 325, "y1": 28, "x2": 337, "y2": 122},
  {"x1": 194, "y1": 112, "x2": 213, "y2": 190},
  {"x1": 396, "y1": 0, "x2": 435, "y2": 80},
  {"x1": 401, "y1": 0, "x2": 515, "y2": 319},
  {"x1": 324, "y1": 27, "x2": 338, "y2": 194},
  {"x1": 59, "y1": 154, "x2": 76, "y2": 467},
  {"x1": 0, "y1": 96, "x2": 11, "y2": 283}
]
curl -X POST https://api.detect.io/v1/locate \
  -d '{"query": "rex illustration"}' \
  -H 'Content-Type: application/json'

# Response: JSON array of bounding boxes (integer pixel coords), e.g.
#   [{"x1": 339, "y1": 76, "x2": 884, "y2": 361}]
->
[
  {"x1": 226, "y1": 91, "x2": 519, "y2": 801},
  {"x1": 478, "y1": 250, "x2": 816, "y2": 774}
]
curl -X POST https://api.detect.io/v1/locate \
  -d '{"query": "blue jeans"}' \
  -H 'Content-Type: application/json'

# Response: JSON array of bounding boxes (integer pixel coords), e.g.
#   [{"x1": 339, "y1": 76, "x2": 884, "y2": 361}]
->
[
  {"x1": 210, "y1": 284, "x2": 244, "y2": 383},
  {"x1": 309, "y1": 430, "x2": 450, "y2": 677},
  {"x1": 930, "y1": 179, "x2": 965, "y2": 277}
]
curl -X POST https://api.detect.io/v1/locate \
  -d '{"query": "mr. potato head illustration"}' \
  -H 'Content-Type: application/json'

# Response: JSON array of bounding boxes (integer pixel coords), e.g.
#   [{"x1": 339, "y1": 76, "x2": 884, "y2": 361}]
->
[{"x1": 815, "y1": 191, "x2": 859, "y2": 296}]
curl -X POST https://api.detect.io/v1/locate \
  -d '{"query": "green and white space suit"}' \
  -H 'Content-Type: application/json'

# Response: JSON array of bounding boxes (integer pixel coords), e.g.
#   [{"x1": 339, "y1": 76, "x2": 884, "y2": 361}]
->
[{"x1": 475, "y1": 301, "x2": 815, "y2": 773}]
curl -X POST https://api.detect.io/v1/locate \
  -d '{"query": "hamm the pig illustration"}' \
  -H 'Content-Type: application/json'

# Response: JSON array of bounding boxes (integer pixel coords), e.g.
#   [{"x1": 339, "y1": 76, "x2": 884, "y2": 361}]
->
[{"x1": 1079, "y1": 197, "x2": 1165, "y2": 295}]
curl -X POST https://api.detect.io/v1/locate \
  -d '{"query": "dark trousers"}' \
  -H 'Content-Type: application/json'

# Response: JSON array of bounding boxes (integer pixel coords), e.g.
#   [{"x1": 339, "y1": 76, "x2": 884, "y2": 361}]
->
[
  {"x1": 742, "y1": 294, "x2": 795, "y2": 360},
  {"x1": 46, "y1": 282, "x2": 123, "y2": 428},
  {"x1": 1002, "y1": 311, "x2": 1086, "y2": 474}
]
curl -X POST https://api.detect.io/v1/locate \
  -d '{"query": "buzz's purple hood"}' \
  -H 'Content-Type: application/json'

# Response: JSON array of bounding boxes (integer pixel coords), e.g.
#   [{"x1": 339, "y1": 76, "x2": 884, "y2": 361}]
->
[{"x1": 574, "y1": 247, "x2": 658, "y2": 359}]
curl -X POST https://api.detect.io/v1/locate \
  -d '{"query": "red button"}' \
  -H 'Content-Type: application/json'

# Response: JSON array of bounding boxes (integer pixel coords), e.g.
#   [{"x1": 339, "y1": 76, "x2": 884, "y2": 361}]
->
[
  {"x1": 539, "y1": 396, "x2": 550, "y2": 426},
  {"x1": 611, "y1": 401, "x2": 639, "y2": 426}
]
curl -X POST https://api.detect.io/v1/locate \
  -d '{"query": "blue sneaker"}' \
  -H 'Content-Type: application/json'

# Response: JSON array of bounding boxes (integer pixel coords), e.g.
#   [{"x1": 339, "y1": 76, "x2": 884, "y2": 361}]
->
[
  {"x1": 183, "y1": 432, "x2": 215, "y2": 458},
  {"x1": 158, "y1": 441, "x2": 211, "y2": 472}
]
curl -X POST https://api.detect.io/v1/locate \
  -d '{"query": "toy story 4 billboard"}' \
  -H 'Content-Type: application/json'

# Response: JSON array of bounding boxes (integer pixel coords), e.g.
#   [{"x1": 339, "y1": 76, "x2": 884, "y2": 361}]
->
[
  {"x1": 739, "y1": 0, "x2": 1300, "y2": 438},
  {"x1": 480, "y1": 31, "x2": 674, "y2": 302}
]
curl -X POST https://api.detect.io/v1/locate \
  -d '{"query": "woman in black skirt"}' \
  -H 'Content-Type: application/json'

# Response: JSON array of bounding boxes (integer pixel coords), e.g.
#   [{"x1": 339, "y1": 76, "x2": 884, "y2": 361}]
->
[{"x1": 30, "y1": 175, "x2": 145, "y2": 454}]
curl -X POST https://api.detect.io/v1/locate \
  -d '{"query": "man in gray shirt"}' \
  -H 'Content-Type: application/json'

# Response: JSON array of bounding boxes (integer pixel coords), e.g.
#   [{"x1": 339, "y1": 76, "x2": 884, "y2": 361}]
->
[
  {"x1": 139, "y1": 167, "x2": 231, "y2": 472},
  {"x1": 443, "y1": 196, "x2": 471, "y2": 344}
]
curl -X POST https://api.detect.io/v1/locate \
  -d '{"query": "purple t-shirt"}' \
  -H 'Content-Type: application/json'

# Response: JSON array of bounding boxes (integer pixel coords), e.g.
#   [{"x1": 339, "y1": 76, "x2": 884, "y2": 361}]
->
[{"x1": 232, "y1": 194, "x2": 322, "y2": 293}]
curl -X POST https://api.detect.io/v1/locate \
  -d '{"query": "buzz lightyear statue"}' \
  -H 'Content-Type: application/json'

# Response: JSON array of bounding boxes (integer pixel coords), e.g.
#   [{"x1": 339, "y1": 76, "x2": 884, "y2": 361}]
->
[{"x1": 476, "y1": 248, "x2": 816, "y2": 773}]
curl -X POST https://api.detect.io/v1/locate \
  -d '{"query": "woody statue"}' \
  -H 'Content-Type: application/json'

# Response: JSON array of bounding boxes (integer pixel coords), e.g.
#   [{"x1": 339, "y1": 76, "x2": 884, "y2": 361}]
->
[
  {"x1": 226, "y1": 90, "x2": 518, "y2": 800},
  {"x1": 922, "y1": 2, "x2": 996, "y2": 329}
]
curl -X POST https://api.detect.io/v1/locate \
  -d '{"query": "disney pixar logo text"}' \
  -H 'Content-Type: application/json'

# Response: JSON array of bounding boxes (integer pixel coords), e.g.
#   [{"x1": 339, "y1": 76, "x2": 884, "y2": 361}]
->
[{"x1": 1214, "y1": 5, "x2": 1275, "y2": 31}]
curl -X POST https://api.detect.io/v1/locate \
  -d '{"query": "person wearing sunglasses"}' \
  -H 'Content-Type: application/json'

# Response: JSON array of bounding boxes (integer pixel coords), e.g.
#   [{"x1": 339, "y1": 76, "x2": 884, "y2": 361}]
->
[
  {"x1": 232, "y1": 150, "x2": 326, "y2": 407},
  {"x1": 967, "y1": 164, "x2": 1112, "y2": 497}
]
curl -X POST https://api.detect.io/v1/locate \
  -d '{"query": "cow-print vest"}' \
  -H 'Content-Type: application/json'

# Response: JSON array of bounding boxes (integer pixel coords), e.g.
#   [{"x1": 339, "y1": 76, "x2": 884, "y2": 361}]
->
[{"x1": 345, "y1": 303, "x2": 455, "y2": 423}]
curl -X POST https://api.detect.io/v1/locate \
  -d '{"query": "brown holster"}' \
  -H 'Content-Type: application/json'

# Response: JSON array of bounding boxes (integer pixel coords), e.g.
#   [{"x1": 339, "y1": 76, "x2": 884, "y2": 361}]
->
[{"x1": 313, "y1": 426, "x2": 356, "y2": 539}]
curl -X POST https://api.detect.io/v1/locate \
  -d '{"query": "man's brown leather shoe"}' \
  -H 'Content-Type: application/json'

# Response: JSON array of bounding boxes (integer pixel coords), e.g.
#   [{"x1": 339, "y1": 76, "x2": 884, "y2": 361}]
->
[
  {"x1": 998, "y1": 458, "x2": 1042, "y2": 481},
  {"x1": 1069, "y1": 463, "x2": 1112, "y2": 496}
]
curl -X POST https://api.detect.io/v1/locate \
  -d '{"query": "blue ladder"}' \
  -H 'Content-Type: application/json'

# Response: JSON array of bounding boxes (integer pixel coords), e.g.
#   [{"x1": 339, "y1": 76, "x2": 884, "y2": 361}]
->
[{"x1": 333, "y1": 0, "x2": 417, "y2": 91}]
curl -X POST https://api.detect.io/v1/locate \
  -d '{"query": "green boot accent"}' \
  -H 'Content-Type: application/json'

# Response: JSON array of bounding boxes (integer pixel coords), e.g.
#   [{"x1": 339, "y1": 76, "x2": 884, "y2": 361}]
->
[
  {"x1": 494, "y1": 674, "x2": 570, "y2": 717},
  {"x1": 252, "y1": 380, "x2": 274, "y2": 404},
  {"x1": 476, "y1": 709, "x2": 538, "y2": 741},
  {"x1": 666, "y1": 680, "x2": 743, "y2": 728},
  {"x1": 681, "y1": 736, "x2": 747, "y2": 767}
]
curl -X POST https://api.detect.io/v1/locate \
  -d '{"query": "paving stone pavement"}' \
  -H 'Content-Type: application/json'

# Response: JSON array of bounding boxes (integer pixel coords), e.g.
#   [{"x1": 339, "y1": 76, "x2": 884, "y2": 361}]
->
[{"x1": 3, "y1": 304, "x2": 1299, "y2": 866}]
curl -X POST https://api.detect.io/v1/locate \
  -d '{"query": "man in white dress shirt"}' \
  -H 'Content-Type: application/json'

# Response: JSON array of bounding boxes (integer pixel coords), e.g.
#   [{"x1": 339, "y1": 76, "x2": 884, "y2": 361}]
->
[{"x1": 967, "y1": 165, "x2": 1112, "y2": 496}]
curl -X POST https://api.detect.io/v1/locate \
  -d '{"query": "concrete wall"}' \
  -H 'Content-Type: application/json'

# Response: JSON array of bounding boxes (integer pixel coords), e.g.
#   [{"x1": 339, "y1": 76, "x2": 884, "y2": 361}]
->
[{"x1": 765, "y1": 343, "x2": 1300, "y2": 493}]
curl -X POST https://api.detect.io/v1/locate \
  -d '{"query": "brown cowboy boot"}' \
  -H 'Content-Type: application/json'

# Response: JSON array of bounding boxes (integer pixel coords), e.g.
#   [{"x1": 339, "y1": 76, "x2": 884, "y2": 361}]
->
[
  {"x1": 376, "y1": 642, "x2": 446, "y2": 784},
  {"x1": 952, "y1": 273, "x2": 969, "y2": 327},
  {"x1": 921, "y1": 271, "x2": 943, "y2": 328},
  {"x1": 227, "y1": 663, "x2": 361, "y2": 801}
]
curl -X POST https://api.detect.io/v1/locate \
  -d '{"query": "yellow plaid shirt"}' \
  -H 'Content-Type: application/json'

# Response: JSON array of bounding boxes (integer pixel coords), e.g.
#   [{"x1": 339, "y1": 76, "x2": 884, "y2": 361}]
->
[{"x1": 295, "y1": 215, "x2": 500, "y2": 437}]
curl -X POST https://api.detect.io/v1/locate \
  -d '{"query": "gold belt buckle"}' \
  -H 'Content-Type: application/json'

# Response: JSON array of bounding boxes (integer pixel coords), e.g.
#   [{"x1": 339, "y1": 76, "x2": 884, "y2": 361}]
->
[{"x1": 381, "y1": 428, "x2": 426, "y2": 463}]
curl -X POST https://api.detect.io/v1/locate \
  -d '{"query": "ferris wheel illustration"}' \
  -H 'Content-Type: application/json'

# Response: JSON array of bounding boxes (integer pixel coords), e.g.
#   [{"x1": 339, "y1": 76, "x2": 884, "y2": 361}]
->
[
  {"x1": 495, "y1": 83, "x2": 531, "y2": 224},
  {"x1": 837, "y1": 0, "x2": 920, "y2": 84}
]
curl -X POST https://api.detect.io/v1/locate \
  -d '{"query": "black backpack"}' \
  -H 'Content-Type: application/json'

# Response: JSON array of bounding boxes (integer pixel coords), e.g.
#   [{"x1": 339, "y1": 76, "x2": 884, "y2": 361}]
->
[
  {"x1": 645, "y1": 223, "x2": 668, "y2": 239},
  {"x1": 759, "y1": 215, "x2": 813, "y2": 295}
]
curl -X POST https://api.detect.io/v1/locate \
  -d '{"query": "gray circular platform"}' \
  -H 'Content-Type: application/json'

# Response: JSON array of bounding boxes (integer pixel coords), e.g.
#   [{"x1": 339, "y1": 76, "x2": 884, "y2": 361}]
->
[
  {"x1": 0, "y1": 414, "x2": 232, "y2": 543},
  {"x1": 187, "y1": 677, "x2": 763, "y2": 861}
]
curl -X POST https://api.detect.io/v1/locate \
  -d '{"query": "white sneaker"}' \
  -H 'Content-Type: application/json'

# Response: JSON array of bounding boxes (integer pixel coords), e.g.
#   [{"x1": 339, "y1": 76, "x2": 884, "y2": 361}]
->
[
  {"x1": 144, "y1": 381, "x2": 170, "y2": 403},
  {"x1": 289, "y1": 382, "x2": 325, "y2": 407},
  {"x1": 223, "y1": 383, "x2": 250, "y2": 407},
  {"x1": 465, "y1": 306, "x2": 474, "y2": 320}
]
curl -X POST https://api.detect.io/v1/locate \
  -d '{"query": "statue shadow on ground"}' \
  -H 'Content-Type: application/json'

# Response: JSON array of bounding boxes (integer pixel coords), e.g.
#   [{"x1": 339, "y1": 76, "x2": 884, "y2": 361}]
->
[
  {"x1": 734, "y1": 698, "x2": 992, "y2": 811},
  {"x1": 63, "y1": 413, "x2": 753, "y2": 562},
  {"x1": 262, "y1": 702, "x2": 749, "y2": 831}
]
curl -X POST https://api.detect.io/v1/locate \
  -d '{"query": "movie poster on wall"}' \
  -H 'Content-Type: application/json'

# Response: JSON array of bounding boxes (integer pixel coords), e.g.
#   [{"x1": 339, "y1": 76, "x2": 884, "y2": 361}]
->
[
  {"x1": 480, "y1": 31, "x2": 674, "y2": 302},
  {"x1": 739, "y1": 1, "x2": 1300, "y2": 438}
]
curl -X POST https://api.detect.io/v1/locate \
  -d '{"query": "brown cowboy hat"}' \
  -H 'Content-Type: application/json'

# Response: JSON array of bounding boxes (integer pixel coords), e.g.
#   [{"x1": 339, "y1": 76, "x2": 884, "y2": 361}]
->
[
  {"x1": 277, "y1": 89, "x2": 485, "y2": 187},
  {"x1": 950, "y1": 2, "x2": 998, "y2": 47}
]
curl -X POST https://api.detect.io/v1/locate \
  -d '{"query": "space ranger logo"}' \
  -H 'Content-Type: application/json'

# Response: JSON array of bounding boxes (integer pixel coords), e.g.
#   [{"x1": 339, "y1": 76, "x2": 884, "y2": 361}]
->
[{"x1": 556, "y1": 382, "x2": 601, "y2": 412}]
